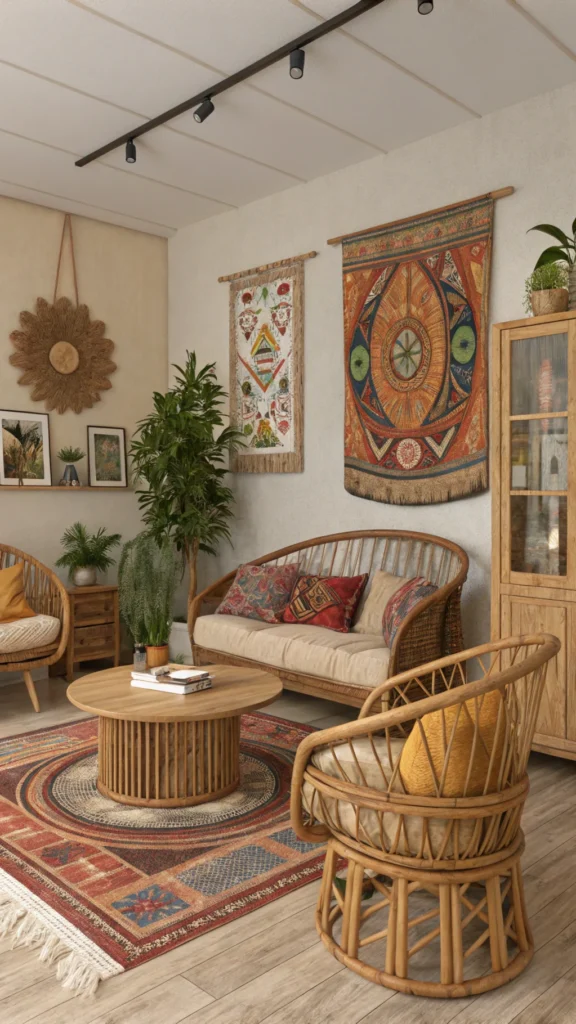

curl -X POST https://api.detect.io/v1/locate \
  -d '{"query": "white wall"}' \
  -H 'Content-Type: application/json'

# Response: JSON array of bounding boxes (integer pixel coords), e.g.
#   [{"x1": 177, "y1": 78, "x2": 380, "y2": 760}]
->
[
  {"x1": 0, "y1": 196, "x2": 168, "y2": 582},
  {"x1": 169, "y1": 81, "x2": 576, "y2": 647}
]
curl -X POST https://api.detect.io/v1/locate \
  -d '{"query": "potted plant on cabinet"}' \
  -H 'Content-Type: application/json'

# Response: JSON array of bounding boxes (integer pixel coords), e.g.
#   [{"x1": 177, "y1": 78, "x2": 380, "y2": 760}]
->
[
  {"x1": 529, "y1": 219, "x2": 576, "y2": 309},
  {"x1": 130, "y1": 352, "x2": 244, "y2": 636},
  {"x1": 523, "y1": 263, "x2": 568, "y2": 316},
  {"x1": 57, "y1": 446, "x2": 86, "y2": 487},
  {"x1": 118, "y1": 532, "x2": 179, "y2": 668},
  {"x1": 55, "y1": 522, "x2": 121, "y2": 586}
]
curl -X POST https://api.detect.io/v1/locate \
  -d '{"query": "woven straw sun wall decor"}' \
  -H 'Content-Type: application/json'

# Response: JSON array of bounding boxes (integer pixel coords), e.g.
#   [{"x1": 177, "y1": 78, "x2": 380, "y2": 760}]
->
[{"x1": 9, "y1": 214, "x2": 117, "y2": 415}]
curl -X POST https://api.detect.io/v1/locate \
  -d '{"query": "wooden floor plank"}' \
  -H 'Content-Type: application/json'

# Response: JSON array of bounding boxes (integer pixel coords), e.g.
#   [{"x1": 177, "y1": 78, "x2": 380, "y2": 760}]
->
[
  {"x1": 183, "y1": 905, "x2": 320, "y2": 997},
  {"x1": 86, "y1": 976, "x2": 213, "y2": 1024},
  {"x1": 178, "y1": 945, "x2": 343, "y2": 1024},
  {"x1": 507, "y1": 963, "x2": 576, "y2": 1024}
]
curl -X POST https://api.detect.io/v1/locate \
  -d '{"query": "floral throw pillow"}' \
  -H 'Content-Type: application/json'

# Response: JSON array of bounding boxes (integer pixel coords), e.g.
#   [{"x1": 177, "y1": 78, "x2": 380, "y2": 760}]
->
[
  {"x1": 282, "y1": 573, "x2": 368, "y2": 633},
  {"x1": 216, "y1": 562, "x2": 301, "y2": 624},
  {"x1": 382, "y1": 576, "x2": 438, "y2": 648}
]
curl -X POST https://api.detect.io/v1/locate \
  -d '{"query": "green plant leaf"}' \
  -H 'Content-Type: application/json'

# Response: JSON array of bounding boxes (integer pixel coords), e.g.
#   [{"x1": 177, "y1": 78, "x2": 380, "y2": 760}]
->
[
  {"x1": 534, "y1": 246, "x2": 575, "y2": 269},
  {"x1": 529, "y1": 224, "x2": 574, "y2": 249}
]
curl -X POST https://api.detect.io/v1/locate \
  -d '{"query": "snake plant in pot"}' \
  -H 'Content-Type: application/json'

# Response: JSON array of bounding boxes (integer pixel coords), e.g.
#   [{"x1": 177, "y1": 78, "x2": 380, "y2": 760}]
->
[
  {"x1": 529, "y1": 219, "x2": 576, "y2": 309},
  {"x1": 118, "y1": 532, "x2": 179, "y2": 667},
  {"x1": 129, "y1": 352, "x2": 244, "y2": 636}
]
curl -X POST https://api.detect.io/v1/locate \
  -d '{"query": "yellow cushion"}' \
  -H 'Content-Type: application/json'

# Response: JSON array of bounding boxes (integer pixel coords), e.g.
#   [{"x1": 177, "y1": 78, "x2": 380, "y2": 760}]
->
[
  {"x1": 399, "y1": 689, "x2": 506, "y2": 797},
  {"x1": 0, "y1": 563, "x2": 35, "y2": 624}
]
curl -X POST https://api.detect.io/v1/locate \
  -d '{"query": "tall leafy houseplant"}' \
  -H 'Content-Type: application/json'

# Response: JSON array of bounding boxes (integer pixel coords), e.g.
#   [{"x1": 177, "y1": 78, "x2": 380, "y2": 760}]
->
[
  {"x1": 529, "y1": 219, "x2": 576, "y2": 308},
  {"x1": 130, "y1": 353, "x2": 244, "y2": 632},
  {"x1": 118, "y1": 533, "x2": 178, "y2": 647}
]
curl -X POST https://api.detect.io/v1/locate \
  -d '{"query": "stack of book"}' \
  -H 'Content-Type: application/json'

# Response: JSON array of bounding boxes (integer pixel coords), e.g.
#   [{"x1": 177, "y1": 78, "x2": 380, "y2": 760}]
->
[{"x1": 130, "y1": 665, "x2": 213, "y2": 694}]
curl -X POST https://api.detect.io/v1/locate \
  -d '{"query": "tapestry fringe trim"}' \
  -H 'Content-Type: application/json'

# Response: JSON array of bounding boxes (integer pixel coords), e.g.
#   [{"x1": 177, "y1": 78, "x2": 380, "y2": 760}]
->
[
  {"x1": 0, "y1": 868, "x2": 122, "y2": 996},
  {"x1": 344, "y1": 462, "x2": 488, "y2": 506}
]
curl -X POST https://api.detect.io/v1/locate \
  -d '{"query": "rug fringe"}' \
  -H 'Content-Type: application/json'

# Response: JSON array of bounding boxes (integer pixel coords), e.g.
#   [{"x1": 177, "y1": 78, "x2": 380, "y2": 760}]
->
[{"x1": 0, "y1": 890, "x2": 114, "y2": 996}]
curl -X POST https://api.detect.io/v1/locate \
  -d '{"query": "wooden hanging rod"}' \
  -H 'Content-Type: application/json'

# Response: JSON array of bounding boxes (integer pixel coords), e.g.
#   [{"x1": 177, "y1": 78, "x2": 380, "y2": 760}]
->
[
  {"x1": 218, "y1": 250, "x2": 318, "y2": 283},
  {"x1": 75, "y1": 0, "x2": 389, "y2": 168},
  {"x1": 326, "y1": 186, "x2": 515, "y2": 246}
]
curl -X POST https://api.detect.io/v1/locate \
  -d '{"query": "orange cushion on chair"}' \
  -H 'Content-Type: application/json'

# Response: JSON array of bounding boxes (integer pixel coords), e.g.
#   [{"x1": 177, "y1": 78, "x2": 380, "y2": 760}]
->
[
  {"x1": 399, "y1": 689, "x2": 506, "y2": 798},
  {"x1": 0, "y1": 563, "x2": 35, "y2": 623}
]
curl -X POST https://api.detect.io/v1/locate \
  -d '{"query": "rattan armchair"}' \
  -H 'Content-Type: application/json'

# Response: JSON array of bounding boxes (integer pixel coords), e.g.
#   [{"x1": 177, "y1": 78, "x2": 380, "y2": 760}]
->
[
  {"x1": 0, "y1": 544, "x2": 70, "y2": 712},
  {"x1": 291, "y1": 634, "x2": 560, "y2": 998}
]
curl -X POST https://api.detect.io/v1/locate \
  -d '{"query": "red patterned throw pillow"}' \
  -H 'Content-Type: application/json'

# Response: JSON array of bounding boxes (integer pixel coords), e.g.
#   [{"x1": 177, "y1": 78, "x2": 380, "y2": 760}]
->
[
  {"x1": 382, "y1": 576, "x2": 438, "y2": 647},
  {"x1": 216, "y1": 562, "x2": 301, "y2": 624},
  {"x1": 282, "y1": 573, "x2": 368, "y2": 633}
]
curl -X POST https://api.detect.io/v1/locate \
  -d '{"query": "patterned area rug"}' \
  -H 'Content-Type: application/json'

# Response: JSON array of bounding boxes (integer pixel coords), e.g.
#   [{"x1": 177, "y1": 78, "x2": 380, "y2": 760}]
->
[{"x1": 0, "y1": 713, "x2": 323, "y2": 993}]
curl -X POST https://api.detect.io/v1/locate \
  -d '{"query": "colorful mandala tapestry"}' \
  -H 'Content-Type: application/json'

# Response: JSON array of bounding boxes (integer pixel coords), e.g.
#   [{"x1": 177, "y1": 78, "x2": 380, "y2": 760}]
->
[
  {"x1": 0, "y1": 713, "x2": 322, "y2": 992},
  {"x1": 229, "y1": 262, "x2": 303, "y2": 473},
  {"x1": 343, "y1": 196, "x2": 493, "y2": 504}
]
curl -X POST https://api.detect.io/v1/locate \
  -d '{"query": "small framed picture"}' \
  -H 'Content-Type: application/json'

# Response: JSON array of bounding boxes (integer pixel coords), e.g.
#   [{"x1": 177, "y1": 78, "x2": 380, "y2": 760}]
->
[
  {"x1": 87, "y1": 426, "x2": 127, "y2": 488},
  {"x1": 0, "y1": 410, "x2": 51, "y2": 486}
]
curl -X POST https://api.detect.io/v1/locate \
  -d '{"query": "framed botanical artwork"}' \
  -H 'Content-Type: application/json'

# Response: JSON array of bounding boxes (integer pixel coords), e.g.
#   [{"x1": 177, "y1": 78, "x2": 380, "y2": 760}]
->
[
  {"x1": 0, "y1": 410, "x2": 51, "y2": 486},
  {"x1": 87, "y1": 426, "x2": 127, "y2": 488}
]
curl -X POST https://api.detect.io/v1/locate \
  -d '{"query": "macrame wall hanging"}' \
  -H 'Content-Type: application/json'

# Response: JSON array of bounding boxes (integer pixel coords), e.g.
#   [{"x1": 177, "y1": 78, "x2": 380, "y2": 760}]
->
[{"x1": 9, "y1": 214, "x2": 117, "y2": 415}]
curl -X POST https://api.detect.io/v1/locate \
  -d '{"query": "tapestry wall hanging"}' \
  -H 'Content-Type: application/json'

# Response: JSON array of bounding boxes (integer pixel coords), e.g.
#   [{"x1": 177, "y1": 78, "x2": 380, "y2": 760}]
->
[
  {"x1": 225, "y1": 253, "x2": 311, "y2": 473},
  {"x1": 340, "y1": 194, "x2": 496, "y2": 505},
  {"x1": 9, "y1": 214, "x2": 116, "y2": 415}
]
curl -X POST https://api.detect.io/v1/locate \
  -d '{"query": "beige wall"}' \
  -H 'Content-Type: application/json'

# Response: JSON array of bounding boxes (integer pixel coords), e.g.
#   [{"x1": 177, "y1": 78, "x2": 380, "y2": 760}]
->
[
  {"x1": 169, "y1": 80, "x2": 576, "y2": 649},
  {"x1": 0, "y1": 195, "x2": 168, "y2": 579}
]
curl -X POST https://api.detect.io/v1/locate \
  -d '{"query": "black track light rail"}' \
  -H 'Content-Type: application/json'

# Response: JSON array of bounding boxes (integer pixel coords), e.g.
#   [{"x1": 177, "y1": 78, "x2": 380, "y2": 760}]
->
[{"x1": 75, "y1": 0, "x2": 388, "y2": 167}]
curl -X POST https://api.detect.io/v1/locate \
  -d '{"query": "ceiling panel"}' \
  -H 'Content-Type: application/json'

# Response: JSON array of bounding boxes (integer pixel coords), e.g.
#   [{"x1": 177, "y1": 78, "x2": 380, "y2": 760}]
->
[
  {"x1": 78, "y1": 0, "x2": 315, "y2": 72},
  {"x1": 102, "y1": 129, "x2": 298, "y2": 206},
  {"x1": 515, "y1": 0, "x2": 576, "y2": 56},
  {"x1": 305, "y1": 0, "x2": 576, "y2": 114},
  {"x1": 251, "y1": 31, "x2": 469, "y2": 149},
  {"x1": 0, "y1": 0, "x2": 217, "y2": 116},
  {"x1": 0, "y1": 132, "x2": 227, "y2": 227}
]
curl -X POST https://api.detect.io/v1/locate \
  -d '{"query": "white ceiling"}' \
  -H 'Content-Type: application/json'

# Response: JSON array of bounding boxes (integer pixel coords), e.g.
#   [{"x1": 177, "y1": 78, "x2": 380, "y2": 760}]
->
[{"x1": 0, "y1": 0, "x2": 574, "y2": 237}]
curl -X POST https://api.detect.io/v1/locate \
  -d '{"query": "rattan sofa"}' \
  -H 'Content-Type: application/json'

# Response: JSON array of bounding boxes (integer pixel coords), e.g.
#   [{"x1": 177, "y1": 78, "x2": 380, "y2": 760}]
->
[{"x1": 190, "y1": 530, "x2": 468, "y2": 708}]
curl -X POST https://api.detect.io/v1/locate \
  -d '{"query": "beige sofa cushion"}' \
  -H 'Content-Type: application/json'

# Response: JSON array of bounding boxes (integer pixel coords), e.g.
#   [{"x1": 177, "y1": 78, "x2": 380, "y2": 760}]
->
[
  {"x1": 194, "y1": 614, "x2": 390, "y2": 689},
  {"x1": 352, "y1": 571, "x2": 407, "y2": 635},
  {"x1": 303, "y1": 736, "x2": 474, "y2": 858},
  {"x1": 0, "y1": 614, "x2": 60, "y2": 654}
]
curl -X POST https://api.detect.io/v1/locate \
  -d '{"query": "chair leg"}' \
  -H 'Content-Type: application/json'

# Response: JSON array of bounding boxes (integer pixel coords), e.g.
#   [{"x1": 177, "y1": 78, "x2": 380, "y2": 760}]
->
[{"x1": 22, "y1": 670, "x2": 40, "y2": 712}]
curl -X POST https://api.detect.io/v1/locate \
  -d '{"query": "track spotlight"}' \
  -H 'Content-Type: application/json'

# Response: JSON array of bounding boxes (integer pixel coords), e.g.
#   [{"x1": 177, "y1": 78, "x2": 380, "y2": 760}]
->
[
  {"x1": 289, "y1": 48, "x2": 305, "y2": 79},
  {"x1": 193, "y1": 98, "x2": 215, "y2": 123},
  {"x1": 417, "y1": 0, "x2": 433, "y2": 12},
  {"x1": 125, "y1": 138, "x2": 136, "y2": 163}
]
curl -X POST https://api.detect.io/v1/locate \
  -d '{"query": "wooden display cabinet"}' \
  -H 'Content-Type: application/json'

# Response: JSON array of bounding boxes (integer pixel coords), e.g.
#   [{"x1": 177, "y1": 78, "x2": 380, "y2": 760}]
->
[{"x1": 492, "y1": 309, "x2": 576, "y2": 760}]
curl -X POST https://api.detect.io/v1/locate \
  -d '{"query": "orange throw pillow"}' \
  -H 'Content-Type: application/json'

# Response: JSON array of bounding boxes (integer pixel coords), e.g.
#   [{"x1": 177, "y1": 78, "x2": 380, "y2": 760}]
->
[
  {"x1": 0, "y1": 563, "x2": 35, "y2": 624},
  {"x1": 399, "y1": 689, "x2": 506, "y2": 797}
]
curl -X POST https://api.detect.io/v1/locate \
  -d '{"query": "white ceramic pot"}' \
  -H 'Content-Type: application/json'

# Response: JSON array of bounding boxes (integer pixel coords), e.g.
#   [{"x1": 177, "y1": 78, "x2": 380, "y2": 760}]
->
[
  {"x1": 73, "y1": 566, "x2": 97, "y2": 587},
  {"x1": 169, "y1": 621, "x2": 193, "y2": 660}
]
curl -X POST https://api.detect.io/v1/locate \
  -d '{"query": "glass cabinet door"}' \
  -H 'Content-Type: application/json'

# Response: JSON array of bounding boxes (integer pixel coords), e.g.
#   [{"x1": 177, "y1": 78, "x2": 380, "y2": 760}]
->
[{"x1": 504, "y1": 327, "x2": 572, "y2": 582}]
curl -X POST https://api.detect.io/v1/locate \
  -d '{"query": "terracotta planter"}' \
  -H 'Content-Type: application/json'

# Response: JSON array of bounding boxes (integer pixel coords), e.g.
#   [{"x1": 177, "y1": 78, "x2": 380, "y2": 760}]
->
[
  {"x1": 146, "y1": 644, "x2": 169, "y2": 669},
  {"x1": 531, "y1": 288, "x2": 569, "y2": 316}
]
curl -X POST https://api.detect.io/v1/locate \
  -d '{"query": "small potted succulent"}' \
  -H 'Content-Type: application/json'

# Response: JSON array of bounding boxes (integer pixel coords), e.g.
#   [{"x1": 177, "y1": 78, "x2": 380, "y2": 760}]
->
[
  {"x1": 57, "y1": 446, "x2": 86, "y2": 487},
  {"x1": 118, "y1": 533, "x2": 178, "y2": 668},
  {"x1": 56, "y1": 522, "x2": 121, "y2": 587},
  {"x1": 523, "y1": 263, "x2": 568, "y2": 317}
]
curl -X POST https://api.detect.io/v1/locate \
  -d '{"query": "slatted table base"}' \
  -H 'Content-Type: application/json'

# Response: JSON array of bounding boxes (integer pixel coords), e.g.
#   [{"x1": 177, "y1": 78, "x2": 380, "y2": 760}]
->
[{"x1": 97, "y1": 716, "x2": 241, "y2": 806}]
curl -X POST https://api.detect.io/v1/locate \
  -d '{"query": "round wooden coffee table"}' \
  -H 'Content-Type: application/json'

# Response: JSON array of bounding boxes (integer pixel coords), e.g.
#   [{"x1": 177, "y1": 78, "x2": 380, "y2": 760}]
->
[{"x1": 67, "y1": 664, "x2": 282, "y2": 808}]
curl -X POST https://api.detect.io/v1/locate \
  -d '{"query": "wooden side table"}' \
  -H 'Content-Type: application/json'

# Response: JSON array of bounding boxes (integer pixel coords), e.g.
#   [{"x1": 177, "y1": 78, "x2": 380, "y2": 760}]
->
[{"x1": 62, "y1": 584, "x2": 120, "y2": 682}]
